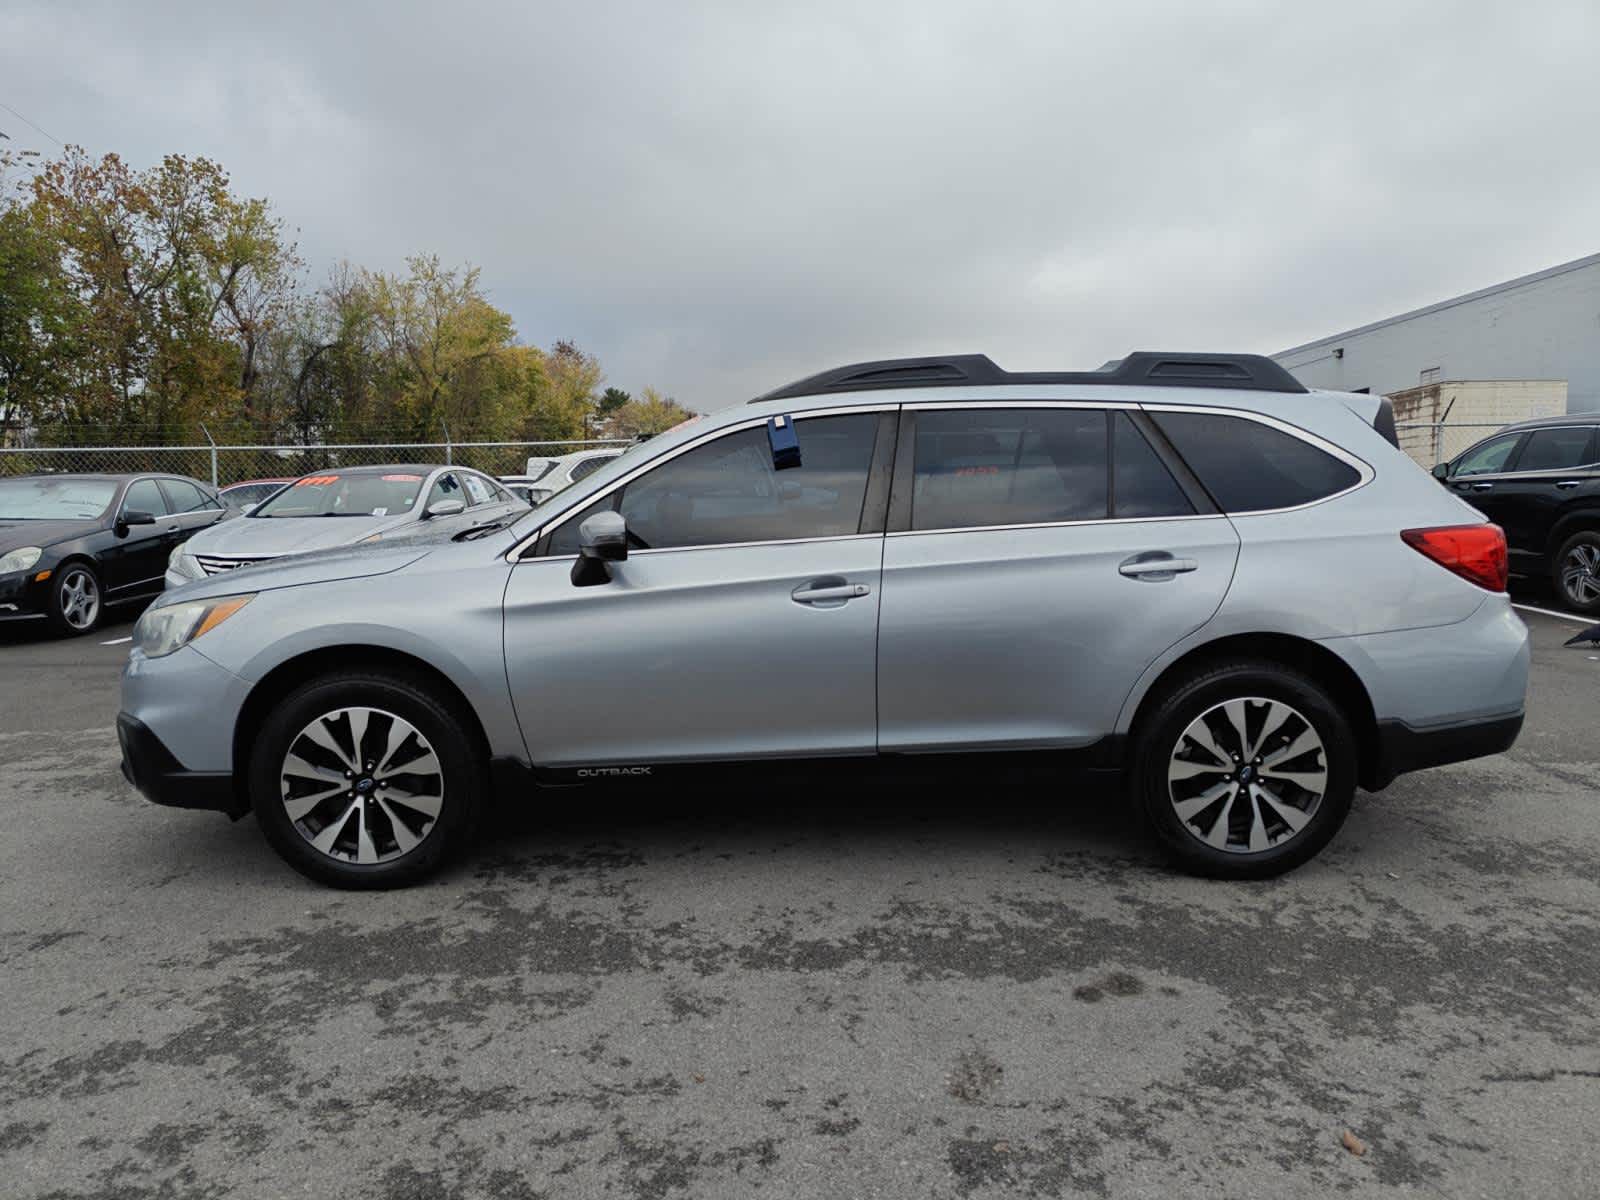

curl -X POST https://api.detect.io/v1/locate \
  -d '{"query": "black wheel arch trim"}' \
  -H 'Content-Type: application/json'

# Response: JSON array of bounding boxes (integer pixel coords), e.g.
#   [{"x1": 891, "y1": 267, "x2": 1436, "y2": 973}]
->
[{"x1": 118, "y1": 713, "x2": 249, "y2": 818}]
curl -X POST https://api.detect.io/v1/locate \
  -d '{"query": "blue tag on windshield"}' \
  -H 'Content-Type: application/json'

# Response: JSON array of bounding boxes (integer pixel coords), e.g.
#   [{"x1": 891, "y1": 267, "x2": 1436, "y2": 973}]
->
[{"x1": 768, "y1": 414, "x2": 801, "y2": 470}]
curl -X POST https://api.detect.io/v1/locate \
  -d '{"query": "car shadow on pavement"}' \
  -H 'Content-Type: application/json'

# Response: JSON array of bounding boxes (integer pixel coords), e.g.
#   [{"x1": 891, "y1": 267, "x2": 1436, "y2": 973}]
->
[{"x1": 472, "y1": 759, "x2": 1159, "y2": 877}]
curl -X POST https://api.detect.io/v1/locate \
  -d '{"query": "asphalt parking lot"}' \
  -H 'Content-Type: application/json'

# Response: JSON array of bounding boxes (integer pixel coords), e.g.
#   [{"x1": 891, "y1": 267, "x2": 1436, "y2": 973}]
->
[{"x1": 2, "y1": 598, "x2": 1597, "y2": 1200}]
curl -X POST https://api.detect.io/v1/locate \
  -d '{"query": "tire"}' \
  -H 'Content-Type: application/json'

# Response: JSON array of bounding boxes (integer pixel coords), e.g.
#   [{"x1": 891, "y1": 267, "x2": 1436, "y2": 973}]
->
[
  {"x1": 1551, "y1": 529, "x2": 1600, "y2": 615},
  {"x1": 249, "y1": 670, "x2": 486, "y2": 889},
  {"x1": 1130, "y1": 659, "x2": 1357, "y2": 880},
  {"x1": 48, "y1": 561, "x2": 103, "y2": 636}
]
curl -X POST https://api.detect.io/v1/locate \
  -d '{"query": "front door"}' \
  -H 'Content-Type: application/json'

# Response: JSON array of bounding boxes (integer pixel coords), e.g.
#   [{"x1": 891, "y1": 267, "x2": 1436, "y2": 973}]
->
[
  {"x1": 101, "y1": 478, "x2": 174, "y2": 596},
  {"x1": 1443, "y1": 430, "x2": 1526, "y2": 535},
  {"x1": 503, "y1": 410, "x2": 891, "y2": 767},
  {"x1": 876, "y1": 405, "x2": 1240, "y2": 751}
]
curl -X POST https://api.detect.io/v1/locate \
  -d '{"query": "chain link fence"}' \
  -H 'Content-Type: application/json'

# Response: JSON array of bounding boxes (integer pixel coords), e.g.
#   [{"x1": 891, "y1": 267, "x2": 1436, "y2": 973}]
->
[
  {"x1": 0, "y1": 421, "x2": 1523, "y2": 485},
  {"x1": 0, "y1": 438, "x2": 633, "y2": 488},
  {"x1": 1394, "y1": 422, "x2": 1511, "y2": 469}
]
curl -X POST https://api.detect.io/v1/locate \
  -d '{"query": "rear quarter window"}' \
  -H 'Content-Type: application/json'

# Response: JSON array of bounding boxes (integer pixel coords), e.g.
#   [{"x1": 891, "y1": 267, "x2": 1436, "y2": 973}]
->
[{"x1": 1149, "y1": 411, "x2": 1361, "y2": 513}]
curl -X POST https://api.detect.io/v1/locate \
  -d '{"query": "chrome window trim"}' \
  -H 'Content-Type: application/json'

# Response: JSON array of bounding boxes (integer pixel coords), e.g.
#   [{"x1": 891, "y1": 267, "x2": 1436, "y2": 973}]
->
[
  {"x1": 526, "y1": 531, "x2": 884, "y2": 564},
  {"x1": 886, "y1": 512, "x2": 1231, "y2": 539},
  {"x1": 903, "y1": 398, "x2": 1141, "y2": 411},
  {"x1": 896, "y1": 399, "x2": 1371, "y2": 531},
  {"x1": 505, "y1": 404, "x2": 896, "y2": 562}
]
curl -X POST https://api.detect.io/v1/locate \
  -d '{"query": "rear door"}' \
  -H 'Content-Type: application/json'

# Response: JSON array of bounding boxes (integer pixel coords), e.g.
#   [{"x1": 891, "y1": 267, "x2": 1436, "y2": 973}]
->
[
  {"x1": 876, "y1": 404, "x2": 1239, "y2": 752},
  {"x1": 158, "y1": 478, "x2": 226, "y2": 545},
  {"x1": 1483, "y1": 425, "x2": 1599, "y2": 570}
]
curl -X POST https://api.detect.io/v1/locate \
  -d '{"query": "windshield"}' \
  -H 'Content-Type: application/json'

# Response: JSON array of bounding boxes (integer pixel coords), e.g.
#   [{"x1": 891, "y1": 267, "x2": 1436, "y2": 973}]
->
[
  {"x1": 251, "y1": 472, "x2": 425, "y2": 518},
  {"x1": 0, "y1": 477, "x2": 118, "y2": 521}
]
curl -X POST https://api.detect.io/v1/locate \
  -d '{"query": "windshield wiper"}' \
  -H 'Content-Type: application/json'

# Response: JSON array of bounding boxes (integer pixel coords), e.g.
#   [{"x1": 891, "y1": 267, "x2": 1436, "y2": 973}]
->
[{"x1": 453, "y1": 517, "x2": 515, "y2": 541}]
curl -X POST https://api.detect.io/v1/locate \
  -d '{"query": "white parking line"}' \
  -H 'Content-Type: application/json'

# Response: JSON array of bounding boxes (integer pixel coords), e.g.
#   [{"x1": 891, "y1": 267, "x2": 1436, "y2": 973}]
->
[
  {"x1": 100, "y1": 636, "x2": 132, "y2": 645},
  {"x1": 1511, "y1": 603, "x2": 1593, "y2": 626}
]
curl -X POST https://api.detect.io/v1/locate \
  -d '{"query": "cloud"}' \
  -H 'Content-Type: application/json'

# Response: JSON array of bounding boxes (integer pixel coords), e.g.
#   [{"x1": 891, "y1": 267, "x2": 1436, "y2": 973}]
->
[{"x1": 4, "y1": 0, "x2": 1598, "y2": 409}]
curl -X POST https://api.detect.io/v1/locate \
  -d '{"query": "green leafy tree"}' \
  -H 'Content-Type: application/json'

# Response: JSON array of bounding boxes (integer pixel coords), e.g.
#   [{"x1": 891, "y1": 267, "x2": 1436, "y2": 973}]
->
[
  {"x1": 613, "y1": 386, "x2": 696, "y2": 438},
  {"x1": 18, "y1": 147, "x2": 299, "y2": 437}
]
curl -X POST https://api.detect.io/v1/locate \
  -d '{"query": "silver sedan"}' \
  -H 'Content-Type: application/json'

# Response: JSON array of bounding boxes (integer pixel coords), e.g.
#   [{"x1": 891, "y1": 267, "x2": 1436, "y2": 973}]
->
[{"x1": 164, "y1": 464, "x2": 525, "y2": 586}]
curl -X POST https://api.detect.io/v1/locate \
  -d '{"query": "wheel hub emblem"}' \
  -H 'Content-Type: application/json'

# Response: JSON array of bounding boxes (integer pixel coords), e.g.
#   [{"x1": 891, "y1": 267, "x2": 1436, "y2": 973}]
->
[{"x1": 355, "y1": 777, "x2": 375, "y2": 794}]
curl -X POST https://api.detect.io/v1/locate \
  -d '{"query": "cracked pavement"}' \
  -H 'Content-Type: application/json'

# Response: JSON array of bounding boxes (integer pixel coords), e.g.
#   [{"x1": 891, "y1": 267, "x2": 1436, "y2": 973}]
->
[{"x1": 2, "y1": 603, "x2": 1597, "y2": 1198}]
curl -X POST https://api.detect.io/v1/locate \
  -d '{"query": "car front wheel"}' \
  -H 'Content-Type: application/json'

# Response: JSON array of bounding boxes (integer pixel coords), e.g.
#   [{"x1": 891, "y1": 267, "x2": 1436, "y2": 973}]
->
[
  {"x1": 1132, "y1": 660, "x2": 1357, "y2": 879},
  {"x1": 249, "y1": 671, "x2": 485, "y2": 888},
  {"x1": 48, "y1": 562, "x2": 103, "y2": 636}
]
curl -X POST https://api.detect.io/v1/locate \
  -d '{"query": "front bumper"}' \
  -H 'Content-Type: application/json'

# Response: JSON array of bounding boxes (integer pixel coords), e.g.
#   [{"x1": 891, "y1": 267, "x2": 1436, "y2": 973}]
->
[
  {"x1": 1368, "y1": 710, "x2": 1524, "y2": 790},
  {"x1": 117, "y1": 713, "x2": 248, "y2": 818},
  {"x1": 0, "y1": 570, "x2": 49, "y2": 620}
]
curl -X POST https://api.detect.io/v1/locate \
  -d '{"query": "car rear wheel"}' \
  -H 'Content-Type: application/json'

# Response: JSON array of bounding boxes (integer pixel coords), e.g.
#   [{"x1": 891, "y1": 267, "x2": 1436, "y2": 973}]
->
[
  {"x1": 249, "y1": 671, "x2": 485, "y2": 888},
  {"x1": 1132, "y1": 660, "x2": 1356, "y2": 879},
  {"x1": 1552, "y1": 530, "x2": 1600, "y2": 615},
  {"x1": 48, "y1": 562, "x2": 103, "y2": 636}
]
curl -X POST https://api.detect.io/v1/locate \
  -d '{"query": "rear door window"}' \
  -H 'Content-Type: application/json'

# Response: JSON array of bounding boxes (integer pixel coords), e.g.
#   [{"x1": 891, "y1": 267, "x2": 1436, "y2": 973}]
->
[
  {"x1": 1513, "y1": 427, "x2": 1595, "y2": 473},
  {"x1": 910, "y1": 408, "x2": 1108, "y2": 531},
  {"x1": 1149, "y1": 411, "x2": 1360, "y2": 512},
  {"x1": 159, "y1": 478, "x2": 216, "y2": 513},
  {"x1": 1111, "y1": 413, "x2": 1195, "y2": 518},
  {"x1": 461, "y1": 474, "x2": 492, "y2": 506}
]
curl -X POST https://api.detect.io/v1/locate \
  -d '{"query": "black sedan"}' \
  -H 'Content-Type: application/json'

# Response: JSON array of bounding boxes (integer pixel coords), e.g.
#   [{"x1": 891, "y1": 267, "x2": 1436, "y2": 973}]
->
[{"x1": 0, "y1": 473, "x2": 228, "y2": 635}]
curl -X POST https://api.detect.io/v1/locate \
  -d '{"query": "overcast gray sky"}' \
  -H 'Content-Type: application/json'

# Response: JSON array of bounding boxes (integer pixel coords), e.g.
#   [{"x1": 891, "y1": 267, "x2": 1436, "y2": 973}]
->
[{"x1": 3, "y1": 0, "x2": 1597, "y2": 410}]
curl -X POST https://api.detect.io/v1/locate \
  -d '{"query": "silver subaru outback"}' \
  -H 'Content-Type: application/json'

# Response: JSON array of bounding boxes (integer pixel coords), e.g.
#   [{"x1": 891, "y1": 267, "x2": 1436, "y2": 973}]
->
[{"x1": 118, "y1": 353, "x2": 1529, "y2": 888}]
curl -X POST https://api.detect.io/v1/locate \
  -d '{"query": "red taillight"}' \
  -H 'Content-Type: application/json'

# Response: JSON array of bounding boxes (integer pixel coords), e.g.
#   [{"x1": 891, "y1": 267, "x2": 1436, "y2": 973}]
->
[{"x1": 1401, "y1": 524, "x2": 1508, "y2": 592}]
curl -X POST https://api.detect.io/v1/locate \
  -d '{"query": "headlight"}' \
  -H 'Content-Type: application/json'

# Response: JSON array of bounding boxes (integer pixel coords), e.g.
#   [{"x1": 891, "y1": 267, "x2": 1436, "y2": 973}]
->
[
  {"x1": 134, "y1": 594, "x2": 255, "y2": 658},
  {"x1": 167, "y1": 544, "x2": 203, "y2": 580},
  {"x1": 0, "y1": 546, "x2": 42, "y2": 575}
]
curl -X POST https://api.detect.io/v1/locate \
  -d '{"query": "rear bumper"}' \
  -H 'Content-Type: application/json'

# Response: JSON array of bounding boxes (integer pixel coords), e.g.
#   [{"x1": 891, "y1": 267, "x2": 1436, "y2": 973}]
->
[
  {"x1": 1368, "y1": 710, "x2": 1524, "y2": 790},
  {"x1": 117, "y1": 713, "x2": 247, "y2": 818}
]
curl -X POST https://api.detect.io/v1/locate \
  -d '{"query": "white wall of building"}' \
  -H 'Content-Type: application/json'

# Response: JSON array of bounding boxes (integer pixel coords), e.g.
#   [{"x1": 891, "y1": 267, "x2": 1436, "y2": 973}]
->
[
  {"x1": 1388, "y1": 379, "x2": 1567, "y2": 467},
  {"x1": 1274, "y1": 253, "x2": 1600, "y2": 412}
]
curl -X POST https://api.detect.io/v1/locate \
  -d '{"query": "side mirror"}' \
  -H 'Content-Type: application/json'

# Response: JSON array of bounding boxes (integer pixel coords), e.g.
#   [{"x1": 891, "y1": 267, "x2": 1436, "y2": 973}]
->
[
  {"x1": 1430, "y1": 462, "x2": 1450, "y2": 481},
  {"x1": 423, "y1": 499, "x2": 467, "y2": 520},
  {"x1": 240, "y1": 502, "x2": 258, "y2": 514},
  {"x1": 572, "y1": 510, "x2": 627, "y2": 586},
  {"x1": 116, "y1": 510, "x2": 156, "y2": 536}
]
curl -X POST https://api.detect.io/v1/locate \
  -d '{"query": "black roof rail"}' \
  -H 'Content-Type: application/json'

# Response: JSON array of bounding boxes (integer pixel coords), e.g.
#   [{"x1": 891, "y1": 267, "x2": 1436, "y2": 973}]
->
[{"x1": 752, "y1": 351, "x2": 1308, "y2": 403}]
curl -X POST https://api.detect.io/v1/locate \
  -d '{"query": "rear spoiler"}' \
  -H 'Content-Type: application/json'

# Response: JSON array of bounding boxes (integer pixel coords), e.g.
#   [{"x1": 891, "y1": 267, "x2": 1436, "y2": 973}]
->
[
  {"x1": 1333, "y1": 392, "x2": 1399, "y2": 448},
  {"x1": 1373, "y1": 396, "x2": 1399, "y2": 447}
]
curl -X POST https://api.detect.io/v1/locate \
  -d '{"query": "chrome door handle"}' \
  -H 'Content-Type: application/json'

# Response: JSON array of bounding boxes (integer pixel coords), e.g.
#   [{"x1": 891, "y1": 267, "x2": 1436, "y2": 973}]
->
[
  {"x1": 1472, "y1": 482, "x2": 1494, "y2": 492},
  {"x1": 1119, "y1": 555, "x2": 1198, "y2": 579},
  {"x1": 1557, "y1": 480, "x2": 1581, "y2": 490},
  {"x1": 165, "y1": 524, "x2": 180, "y2": 534},
  {"x1": 791, "y1": 582, "x2": 870, "y2": 604}
]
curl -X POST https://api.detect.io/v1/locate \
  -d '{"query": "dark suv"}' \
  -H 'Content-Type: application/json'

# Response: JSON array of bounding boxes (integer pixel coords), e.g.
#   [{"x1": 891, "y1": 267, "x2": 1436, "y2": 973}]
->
[{"x1": 1434, "y1": 414, "x2": 1600, "y2": 612}]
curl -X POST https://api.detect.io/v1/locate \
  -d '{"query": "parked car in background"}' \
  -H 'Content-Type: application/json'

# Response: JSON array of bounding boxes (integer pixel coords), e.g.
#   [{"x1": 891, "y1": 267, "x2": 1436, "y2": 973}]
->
[
  {"x1": 1432, "y1": 413, "x2": 1600, "y2": 613},
  {"x1": 165, "y1": 464, "x2": 525, "y2": 587},
  {"x1": 498, "y1": 475, "x2": 552, "y2": 507},
  {"x1": 0, "y1": 473, "x2": 226, "y2": 635},
  {"x1": 219, "y1": 477, "x2": 295, "y2": 512},
  {"x1": 120, "y1": 352, "x2": 1528, "y2": 888},
  {"x1": 522, "y1": 447, "x2": 625, "y2": 494}
]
